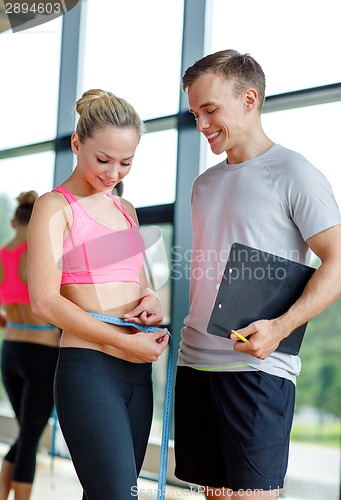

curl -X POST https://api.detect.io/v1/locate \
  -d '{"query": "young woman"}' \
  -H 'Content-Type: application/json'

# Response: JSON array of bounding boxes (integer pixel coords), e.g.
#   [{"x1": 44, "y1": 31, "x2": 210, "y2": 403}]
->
[
  {"x1": 27, "y1": 89, "x2": 169, "y2": 499},
  {"x1": 0, "y1": 191, "x2": 60, "y2": 500}
]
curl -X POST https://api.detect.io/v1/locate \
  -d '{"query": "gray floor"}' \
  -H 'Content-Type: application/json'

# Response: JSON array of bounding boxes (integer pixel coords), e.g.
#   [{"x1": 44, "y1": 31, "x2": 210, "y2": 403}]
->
[
  {"x1": 1, "y1": 442, "x2": 340, "y2": 499},
  {"x1": 0, "y1": 443, "x2": 204, "y2": 499}
]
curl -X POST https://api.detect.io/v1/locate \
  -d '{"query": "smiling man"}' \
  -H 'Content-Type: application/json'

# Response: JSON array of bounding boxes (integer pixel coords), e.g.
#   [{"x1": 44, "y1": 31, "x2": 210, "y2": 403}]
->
[{"x1": 173, "y1": 49, "x2": 341, "y2": 499}]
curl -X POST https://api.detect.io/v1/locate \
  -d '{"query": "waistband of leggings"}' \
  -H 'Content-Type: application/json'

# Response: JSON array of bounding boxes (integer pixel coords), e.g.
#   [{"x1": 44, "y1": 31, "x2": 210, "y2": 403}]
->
[{"x1": 57, "y1": 347, "x2": 152, "y2": 385}]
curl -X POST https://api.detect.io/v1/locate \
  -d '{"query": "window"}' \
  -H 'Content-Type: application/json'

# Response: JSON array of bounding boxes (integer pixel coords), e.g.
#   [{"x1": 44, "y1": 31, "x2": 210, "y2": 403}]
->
[
  {"x1": 0, "y1": 151, "x2": 56, "y2": 202},
  {"x1": 123, "y1": 129, "x2": 178, "y2": 208},
  {"x1": 0, "y1": 19, "x2": 62, "y2": 149},
  {"x1": 209, "y1": 0, "x2": 341, "y2": 95},
  {"x1": 80, "y1": 0, "x2": 184, "y2": 120}
]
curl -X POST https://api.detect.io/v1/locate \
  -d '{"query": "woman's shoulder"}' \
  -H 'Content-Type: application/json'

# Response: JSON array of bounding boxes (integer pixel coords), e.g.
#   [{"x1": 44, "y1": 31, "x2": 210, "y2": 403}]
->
[
  {"x1": 117, "y1": 196, "x2": 137, "y2": 220},
  {"x1": 119, "y1": 196, "x2": 135, "y2": 212},
  {"x1": 29, "y1": 190, "x2": 72, "y2": 231},
  {"x1": 35, "y1": 190, "x2": 69, "y2": 211}
]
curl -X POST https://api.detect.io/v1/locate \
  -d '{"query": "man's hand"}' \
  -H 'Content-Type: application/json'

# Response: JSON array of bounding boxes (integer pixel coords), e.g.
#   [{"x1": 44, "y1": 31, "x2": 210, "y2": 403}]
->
[{"x1": 231, "y1": 319, "x2": 288, "y2": 359}]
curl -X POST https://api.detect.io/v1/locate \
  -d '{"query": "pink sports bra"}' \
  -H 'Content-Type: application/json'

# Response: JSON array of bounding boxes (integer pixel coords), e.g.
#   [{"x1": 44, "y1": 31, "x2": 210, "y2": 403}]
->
[
  {"x1": 53, "y1": 186, "x2": 145, "y2": 285},
  {"x1": 0, "y1": 242, "x2": 31, "y2": 304}
]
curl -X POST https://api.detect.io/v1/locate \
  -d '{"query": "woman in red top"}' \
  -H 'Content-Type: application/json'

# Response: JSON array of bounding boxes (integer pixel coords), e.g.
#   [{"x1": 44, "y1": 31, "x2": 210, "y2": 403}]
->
[{"x1": 0, "y1": 191, "x2": 60, "y2": 500}]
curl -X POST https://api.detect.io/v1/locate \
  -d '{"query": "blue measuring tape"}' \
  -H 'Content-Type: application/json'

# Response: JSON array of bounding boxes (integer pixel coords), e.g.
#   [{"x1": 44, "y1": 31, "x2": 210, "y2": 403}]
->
[
  {"x1": 6, "y1": 322, "x2": 56, "y2": 330},
  {"x1": 87, "y1": 312, "x2": 173, "y2": 500}
]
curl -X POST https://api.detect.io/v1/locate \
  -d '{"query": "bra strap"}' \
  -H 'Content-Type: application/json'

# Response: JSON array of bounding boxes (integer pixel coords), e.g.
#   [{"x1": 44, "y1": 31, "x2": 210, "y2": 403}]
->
[
  {"x1": 109, "y1": 195, "x2": 137, "y2": 227},
  {"x1": 53, "y1": 186, "x2": 78, "y2": 205}
]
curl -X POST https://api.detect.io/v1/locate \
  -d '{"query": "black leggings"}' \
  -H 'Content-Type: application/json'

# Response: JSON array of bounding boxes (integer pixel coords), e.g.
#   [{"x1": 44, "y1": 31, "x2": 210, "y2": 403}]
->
[
  {"x1": 54, "y1": 348, "x2": 153, "y2": 500},
  {"x1": 0, "y1": 341, "x2": 59, "y2": 483}
]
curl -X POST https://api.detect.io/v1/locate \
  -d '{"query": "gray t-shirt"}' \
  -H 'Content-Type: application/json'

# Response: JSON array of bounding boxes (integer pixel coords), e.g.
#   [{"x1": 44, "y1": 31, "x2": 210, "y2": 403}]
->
[{"x1": 177, "y1": 144, "x2": 341, "y2": 383}]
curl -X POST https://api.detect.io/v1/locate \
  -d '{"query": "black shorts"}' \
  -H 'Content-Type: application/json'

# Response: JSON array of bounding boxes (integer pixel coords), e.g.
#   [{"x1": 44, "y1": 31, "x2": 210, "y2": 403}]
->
[{"x1": 174, "y1": 366, "x2": 295, "y2": 492}]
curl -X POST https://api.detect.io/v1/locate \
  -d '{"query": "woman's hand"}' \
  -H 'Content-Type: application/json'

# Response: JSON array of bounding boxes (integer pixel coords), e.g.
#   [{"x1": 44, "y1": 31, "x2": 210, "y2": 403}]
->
[
  {"x1": 123, "y1": 328, "x2": 170, "y2": 363},
  {"x1": 123, "y1": 292, "x2": 163, "y2": 326},
  {"x1": 0, "y1": 311, "x2": 7, "y2": 328}
]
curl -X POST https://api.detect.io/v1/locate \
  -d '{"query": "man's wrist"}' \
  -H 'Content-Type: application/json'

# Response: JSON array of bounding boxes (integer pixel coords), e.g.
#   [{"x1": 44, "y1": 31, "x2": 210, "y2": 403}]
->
[{"x1": 273, "y1": 313, "x2": 297, "y2": 341}]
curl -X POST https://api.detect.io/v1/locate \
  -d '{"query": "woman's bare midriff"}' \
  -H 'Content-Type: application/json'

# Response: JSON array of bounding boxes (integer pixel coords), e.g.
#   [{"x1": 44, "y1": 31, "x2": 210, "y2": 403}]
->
[
  {"x1": 3, "y1": 303, "x2": 60, "y2": 347},
  {"x1": 60, "y1": 281, "x2": 144, "y2": 360}
]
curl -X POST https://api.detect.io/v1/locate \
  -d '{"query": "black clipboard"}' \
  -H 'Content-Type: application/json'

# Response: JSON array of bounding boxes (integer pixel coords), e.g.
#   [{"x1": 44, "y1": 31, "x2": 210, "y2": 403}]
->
[{"x1": 207, "y1": 242, "x2": 316, "y2": 355}]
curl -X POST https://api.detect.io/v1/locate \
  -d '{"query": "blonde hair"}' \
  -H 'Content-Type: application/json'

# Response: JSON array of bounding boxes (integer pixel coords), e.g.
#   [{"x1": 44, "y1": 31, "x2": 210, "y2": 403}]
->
[
  {"x1": 15, "y1": 190, "x2": 38, "y2": 224},
  {"x1": 75, "y1": 89, "x2": 144, "y2": 142}
]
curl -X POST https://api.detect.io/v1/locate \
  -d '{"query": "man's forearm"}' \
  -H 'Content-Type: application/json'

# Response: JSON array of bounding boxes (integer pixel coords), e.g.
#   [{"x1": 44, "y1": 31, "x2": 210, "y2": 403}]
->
[{"x1": 276, "y1": 259, "x2": 341, "y2": 338}]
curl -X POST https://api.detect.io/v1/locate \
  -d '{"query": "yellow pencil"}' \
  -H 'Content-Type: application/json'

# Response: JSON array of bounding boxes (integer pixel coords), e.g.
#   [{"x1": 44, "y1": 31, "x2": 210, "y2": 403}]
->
[{"x1": 231, "y1": 330, "x2": 248, "y2": 343}]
